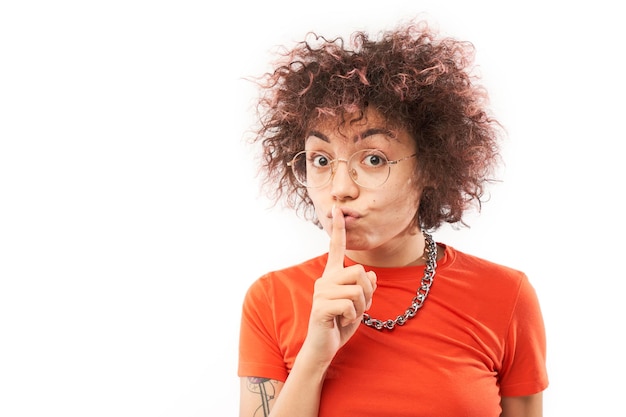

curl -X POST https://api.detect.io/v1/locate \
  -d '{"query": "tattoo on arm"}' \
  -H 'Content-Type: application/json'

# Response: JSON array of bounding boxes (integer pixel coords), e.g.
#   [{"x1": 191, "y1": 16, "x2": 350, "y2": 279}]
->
[{"x1": 246, "y1": 377, "x2": 276, "y2": 417}]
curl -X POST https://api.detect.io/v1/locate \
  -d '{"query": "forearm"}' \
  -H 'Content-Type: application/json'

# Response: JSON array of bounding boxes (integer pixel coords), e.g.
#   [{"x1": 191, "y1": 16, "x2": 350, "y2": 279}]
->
[{"x1": 268, "y1": 346, "x2": 330, "y2": 417}]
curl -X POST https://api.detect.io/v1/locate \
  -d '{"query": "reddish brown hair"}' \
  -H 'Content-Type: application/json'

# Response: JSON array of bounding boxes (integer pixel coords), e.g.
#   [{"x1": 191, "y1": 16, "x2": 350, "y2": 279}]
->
[{"x1": 250, "y1": 20, "x2": 502, "y2": 230}]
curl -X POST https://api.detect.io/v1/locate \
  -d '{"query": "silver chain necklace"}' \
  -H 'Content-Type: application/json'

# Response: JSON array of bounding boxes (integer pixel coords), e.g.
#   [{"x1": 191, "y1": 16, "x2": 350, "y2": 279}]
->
[{"x1": 361, "y1": 231, "x2": 437, "y2": 331}]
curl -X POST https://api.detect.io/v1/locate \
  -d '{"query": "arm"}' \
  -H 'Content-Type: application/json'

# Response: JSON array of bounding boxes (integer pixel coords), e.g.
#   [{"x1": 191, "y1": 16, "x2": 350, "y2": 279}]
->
[
  {"x1": 239, "y1": 377, "x2": 283, "y2": 417},
  {"x1": 500, "y1": 392, "x2": 543, "y2": 417},
  {"x1": 239, "y1": 321, "x2": 353, "y2": 417},
  {"x1": 239, "y1": 207, "x2": 376, "y2": 417},
  {"x1": 239, "y1": 345, "x2": 328, "y2": 417},
  {"x1": 239, "y1": 341, "x2": 330, "y2": 417}
]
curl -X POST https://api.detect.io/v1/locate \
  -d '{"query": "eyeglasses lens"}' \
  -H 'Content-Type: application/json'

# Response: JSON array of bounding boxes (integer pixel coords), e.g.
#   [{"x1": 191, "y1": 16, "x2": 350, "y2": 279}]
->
[{"x1": 291, "y1": 149, "x2": 391, "y2": 188}]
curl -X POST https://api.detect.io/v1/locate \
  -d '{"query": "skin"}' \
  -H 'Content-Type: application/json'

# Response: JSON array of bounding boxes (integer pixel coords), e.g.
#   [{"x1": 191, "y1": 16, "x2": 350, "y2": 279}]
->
[
  {"x1": 306, "y1": 110, "x2": 425, "y2": 268},
  {"x1": 239, "y1": 109, "x2": 543, "y2": 417}
]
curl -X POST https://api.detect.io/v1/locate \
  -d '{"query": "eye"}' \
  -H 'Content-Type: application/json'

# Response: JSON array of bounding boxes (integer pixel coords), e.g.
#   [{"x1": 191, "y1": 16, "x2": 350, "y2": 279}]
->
[
  {"x1": 308, "y1": 152, "x2": 331, "y2": 168},
  {"x1": 361, "y1": 150, "x2": 387, "y2": 167}
]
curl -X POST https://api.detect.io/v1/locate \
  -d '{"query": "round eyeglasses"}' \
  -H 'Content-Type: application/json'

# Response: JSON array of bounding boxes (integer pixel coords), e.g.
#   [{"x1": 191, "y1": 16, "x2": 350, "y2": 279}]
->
[{"x1": 287, "y1": 149, "x2": 417, "y2": 189}]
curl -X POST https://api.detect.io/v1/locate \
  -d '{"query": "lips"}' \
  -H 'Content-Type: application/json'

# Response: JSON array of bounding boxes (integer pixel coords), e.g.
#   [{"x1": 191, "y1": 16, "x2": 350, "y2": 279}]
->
[{"x1": 328, "y1": 207, "x2": 362, "y2": 220}]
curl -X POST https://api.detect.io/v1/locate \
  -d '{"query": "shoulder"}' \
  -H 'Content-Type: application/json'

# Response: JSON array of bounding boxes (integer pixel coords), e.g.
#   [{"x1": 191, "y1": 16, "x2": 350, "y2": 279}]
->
[
  {"x1": 244, "y1": 254, "x2": 328, "y2": 299},
  {"x1": 441, "y1": 244, "x2": 529, "y2": 287},
  {"x1": 258, "y1": 253, "x2": 327, "y2": 284},
  {"x1": 437, "y1": 244, "x2": 536, "y2": 319}
]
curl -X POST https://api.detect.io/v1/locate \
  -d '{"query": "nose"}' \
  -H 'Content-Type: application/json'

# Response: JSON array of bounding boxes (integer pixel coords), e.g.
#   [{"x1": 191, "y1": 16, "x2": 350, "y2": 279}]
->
[{"x1": 330, "y1": 159, "x2": 359, "y2": 200}]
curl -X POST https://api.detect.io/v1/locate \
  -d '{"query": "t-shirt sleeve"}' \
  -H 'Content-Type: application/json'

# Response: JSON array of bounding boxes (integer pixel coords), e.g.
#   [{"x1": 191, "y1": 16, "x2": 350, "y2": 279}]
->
[
  {"x1": 238, "y1": 276, "x2": 289, "y2": 382},
  {"x1": 499, "y1": 275, "x2": 549, "y2": 396}
]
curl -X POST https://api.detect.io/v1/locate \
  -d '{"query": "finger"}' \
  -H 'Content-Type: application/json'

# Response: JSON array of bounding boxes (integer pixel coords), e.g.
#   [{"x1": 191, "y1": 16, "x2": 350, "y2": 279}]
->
[
  {"x1": 364, "y1": 270, "x2": 377, "y2": 310},
  {"x1": 368, "y1": 270, "x2": 377, "y2": 289},
  {"x1": 316, "y1": 272, "x2": 374, "y2": 324},
  {"x1": 314, "y1": 298, "x2": 357, "y2": 328},
  {"x1": 316, "y1": 264, "x2": 376, "y2": 321},
  {"x1": 325, "y1": 205, "x2": 346, "y2": 272},
  {"x1": 314, "y1": 282, "x2": 366, "y2": 309}
]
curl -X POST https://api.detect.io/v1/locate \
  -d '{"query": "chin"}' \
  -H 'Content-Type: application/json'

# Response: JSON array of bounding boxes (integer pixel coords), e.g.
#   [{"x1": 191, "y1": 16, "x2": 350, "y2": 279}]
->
[{"x1": 345, "y1": 237, "x2": 372, "y2": 251}]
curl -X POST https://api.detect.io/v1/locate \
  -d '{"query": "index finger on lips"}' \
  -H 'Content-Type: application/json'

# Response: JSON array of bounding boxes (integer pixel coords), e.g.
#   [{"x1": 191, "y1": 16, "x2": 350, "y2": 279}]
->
[{"x1": 325, "y1": 205, "x2": 346, "y2": 272}]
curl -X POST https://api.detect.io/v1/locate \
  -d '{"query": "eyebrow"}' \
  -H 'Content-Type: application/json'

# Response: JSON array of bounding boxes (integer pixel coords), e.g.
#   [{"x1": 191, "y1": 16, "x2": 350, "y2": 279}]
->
[{"x1": 307, "y1": 128, "x2": 396, "y2": 143}]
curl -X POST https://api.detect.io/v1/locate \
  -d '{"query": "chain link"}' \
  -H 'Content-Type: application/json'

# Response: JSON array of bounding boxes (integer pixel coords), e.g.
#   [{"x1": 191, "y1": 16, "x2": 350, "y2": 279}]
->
[{"x1": 361, "y1": 231, "x2": 437, "y2": 331}]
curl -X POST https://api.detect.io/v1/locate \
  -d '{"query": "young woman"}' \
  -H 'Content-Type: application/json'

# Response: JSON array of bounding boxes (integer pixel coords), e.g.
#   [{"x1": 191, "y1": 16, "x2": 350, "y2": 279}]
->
[{"x1": 238, "y1": 19, "x2": 548, "y2": 417}]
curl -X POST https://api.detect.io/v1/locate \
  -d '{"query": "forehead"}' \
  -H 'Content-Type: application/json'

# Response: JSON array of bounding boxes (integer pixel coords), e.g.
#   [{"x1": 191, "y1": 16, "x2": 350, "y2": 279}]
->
[
  {"x1": 307, "y1": 107, "x2": 391, "y2": 134},
  {"x1": 304, "y1": 107, "x2": 417, "y2": 152}
]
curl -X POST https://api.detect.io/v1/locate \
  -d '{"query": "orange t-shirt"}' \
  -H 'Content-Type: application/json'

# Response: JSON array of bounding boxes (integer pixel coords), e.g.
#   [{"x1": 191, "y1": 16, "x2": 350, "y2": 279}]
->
[{"x1": 238, "y1": 244, "x2": 548, "y2": 416}]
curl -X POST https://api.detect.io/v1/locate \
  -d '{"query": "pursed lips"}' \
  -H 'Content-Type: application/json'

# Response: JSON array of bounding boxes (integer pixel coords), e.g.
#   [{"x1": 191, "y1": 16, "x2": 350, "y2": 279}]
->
[{"x1": 328, "y1": 207, "x2": 362, "y2": 220}]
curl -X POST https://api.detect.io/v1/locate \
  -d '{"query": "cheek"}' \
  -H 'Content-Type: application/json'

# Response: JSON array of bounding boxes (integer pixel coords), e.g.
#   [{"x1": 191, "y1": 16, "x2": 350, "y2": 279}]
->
[
  {"x1": 310, "y1": 196, "x2": 331, "y2": 230},
  {"x1": 308, "y1": 190, "x2": 323, "y2": 211},
  {"x1": 387, "y1": 177, "x2": 421, "y2": 208}
]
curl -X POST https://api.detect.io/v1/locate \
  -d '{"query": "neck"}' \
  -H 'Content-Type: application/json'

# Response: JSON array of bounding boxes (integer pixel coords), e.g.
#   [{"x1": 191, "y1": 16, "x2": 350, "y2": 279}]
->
[{"x1": 346, "y1": 228, "x2": 428, "y2": 268}]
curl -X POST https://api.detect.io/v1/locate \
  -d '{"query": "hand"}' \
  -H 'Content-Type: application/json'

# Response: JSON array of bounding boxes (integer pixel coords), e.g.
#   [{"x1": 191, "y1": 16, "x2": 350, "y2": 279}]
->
[{"x1": 302, "y1": 205, "x2": 377, "y2": 363}]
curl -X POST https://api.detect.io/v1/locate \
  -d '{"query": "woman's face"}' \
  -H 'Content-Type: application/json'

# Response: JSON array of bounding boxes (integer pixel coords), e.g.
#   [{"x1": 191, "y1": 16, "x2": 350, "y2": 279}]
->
[{"x1": 305, "y1": 108, "x2": 423, "y2": 266}]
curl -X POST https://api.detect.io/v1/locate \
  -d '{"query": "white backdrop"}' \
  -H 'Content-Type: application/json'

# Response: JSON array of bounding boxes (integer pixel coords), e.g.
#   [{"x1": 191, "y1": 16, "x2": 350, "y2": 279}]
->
[{"x1": 1, "y1": 1, "x2": 624, "y2": 416}]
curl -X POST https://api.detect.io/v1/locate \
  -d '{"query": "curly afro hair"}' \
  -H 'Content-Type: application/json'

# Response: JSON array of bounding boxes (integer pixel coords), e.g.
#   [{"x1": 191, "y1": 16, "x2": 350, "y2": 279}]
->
[{"x1": 249, "y1": 19, "x2": 502, "y2": 231}]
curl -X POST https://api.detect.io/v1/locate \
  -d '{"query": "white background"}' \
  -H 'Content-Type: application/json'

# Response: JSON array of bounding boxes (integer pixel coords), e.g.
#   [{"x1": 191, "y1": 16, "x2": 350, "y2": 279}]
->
[{"x1": 1, "y1": 1, "x2": 624, "y2": 416}]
